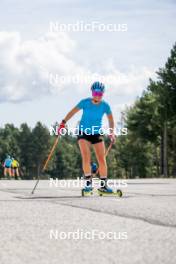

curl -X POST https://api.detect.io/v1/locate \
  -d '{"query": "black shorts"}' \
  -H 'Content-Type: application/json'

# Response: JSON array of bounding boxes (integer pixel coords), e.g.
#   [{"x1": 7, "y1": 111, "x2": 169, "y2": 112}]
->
[{"x1": 77, "y1": 132, "x2": 103, "y2": 145}]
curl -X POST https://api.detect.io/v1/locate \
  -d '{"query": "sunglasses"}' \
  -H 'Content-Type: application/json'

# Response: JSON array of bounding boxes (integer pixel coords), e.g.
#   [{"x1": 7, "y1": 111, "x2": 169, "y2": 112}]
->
[{"x1": 92, "y1": 91, "x2": 103, "y2": 97}]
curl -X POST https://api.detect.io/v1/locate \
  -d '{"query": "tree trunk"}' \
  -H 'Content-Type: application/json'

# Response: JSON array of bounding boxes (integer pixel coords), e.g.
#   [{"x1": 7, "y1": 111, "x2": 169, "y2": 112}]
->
[
  {"x1": 154, "y1": 146, "x2": 160, "y2": 177},
  {"x1": 163, "y1": 121, "x2": 168, "y2": 177},
  {"x1": 160, "y1": 134, "x2": 164, "y2": 176}
]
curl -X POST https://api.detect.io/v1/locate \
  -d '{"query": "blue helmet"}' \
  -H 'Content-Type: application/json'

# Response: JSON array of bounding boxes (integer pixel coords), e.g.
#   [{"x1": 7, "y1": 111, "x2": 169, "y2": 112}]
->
[{"x1": 91, "y1": 82, "x2": 105, "y2": 93}]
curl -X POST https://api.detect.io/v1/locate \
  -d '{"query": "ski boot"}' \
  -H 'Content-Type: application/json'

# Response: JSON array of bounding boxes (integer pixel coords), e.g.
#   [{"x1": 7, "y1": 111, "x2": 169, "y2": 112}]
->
[{"x1": 81, "y1": 175, "x2": 93, "y2": 197}]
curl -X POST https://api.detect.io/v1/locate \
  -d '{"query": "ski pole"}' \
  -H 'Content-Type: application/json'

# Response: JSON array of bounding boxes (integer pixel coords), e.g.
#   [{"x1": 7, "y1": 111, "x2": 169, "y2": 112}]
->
[
  {"x1": 92, "y1": 141, "x2": 113, "y2": 178},
  {"x1": 31, "y1": 135, "x2": 60, "y2": 194},
  {"x1": 105, "y1": 141, "x2": 113, "y2": 157}
]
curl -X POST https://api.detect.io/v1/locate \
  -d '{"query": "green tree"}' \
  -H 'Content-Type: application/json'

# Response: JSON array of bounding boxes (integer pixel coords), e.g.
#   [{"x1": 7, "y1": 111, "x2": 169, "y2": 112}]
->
[{"x1": 30, "y1": 122, "x2": 51, "y2": 179}]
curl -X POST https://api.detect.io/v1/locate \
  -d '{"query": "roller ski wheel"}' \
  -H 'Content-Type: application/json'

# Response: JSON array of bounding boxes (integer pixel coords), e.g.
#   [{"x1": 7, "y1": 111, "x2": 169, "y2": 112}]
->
[
  {"x1": 116, "y1": 189, "x2": 123, "y2": 197},
  {"x1": 81, "y1": 187, "x2": 93, "y2": 197}
]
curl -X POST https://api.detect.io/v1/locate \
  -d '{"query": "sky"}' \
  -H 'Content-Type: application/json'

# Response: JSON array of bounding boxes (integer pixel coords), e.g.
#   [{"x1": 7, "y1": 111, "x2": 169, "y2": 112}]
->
[{"x1": 0, "y1": 0, "x2": 176, "y2": 128}]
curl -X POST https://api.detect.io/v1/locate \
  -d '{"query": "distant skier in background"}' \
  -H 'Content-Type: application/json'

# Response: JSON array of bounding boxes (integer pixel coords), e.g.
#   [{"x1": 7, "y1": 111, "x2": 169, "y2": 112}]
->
[
  {"x1": 3, "y1": 155, "x2": 12, "y2": 179},
  {"x1": 11, "y1": 158, "x2": 20, "y2": 179}
]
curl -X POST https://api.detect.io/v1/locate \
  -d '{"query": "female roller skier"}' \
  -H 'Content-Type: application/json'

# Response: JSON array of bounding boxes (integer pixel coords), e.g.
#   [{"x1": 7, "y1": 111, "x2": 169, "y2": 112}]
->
[{"x1": 58, "y1": 81, "x2": 116, "y2": 194}]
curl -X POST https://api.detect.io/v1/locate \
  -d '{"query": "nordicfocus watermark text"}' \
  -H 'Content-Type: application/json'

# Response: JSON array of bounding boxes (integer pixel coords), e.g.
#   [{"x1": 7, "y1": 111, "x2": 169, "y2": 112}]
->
[
  {"x1": 50, "y1": 229, "x2": 128, "y2": 240},
  {"x1": 48, "y1": 73, "x2": 129, "y2": 86},
  {"x1": 49, "y1": 125, "x2": 128, "y2": 136},
  {"x1": 49, "y1": 178, "x2": 128, "y2": 189},
  {"x1": 50, "y1": 21, "x2": 128, "y2": 33}
]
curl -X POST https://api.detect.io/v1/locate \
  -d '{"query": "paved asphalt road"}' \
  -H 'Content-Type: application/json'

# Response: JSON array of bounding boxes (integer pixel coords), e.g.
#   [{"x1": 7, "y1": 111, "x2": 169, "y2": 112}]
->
[{"x1": 0, "y1": 179, "x2": 176, "y2": 264}]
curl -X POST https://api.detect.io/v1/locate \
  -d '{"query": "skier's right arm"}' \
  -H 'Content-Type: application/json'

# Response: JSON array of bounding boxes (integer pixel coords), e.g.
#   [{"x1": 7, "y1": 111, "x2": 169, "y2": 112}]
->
[
  {"x1": 62, "y1": 106, "x2": 80, "y2": 123},
  {"x1": 57, "y1": 106, "x2": 80, "y2": 134}
]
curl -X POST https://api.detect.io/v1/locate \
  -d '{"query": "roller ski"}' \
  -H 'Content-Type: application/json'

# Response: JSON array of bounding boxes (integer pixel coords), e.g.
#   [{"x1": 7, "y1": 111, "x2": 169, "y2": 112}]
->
[
  {"x1": 93, "y1": 161, "x2": 123, "y2": 196},
  {"x1": 81, "y1": 185, "x2": 123, "y2": 197},
  {"x1": 81, "y1": 175, "x2": 123, "y2": 197}
]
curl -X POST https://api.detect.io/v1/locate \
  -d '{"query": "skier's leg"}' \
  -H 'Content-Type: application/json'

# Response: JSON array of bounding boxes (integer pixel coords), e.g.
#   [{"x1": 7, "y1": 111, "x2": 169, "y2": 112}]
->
[
  {"x1": 93, "y1": 141, "x2": 107, "y2": 177},
  {"x1": 78, "y1": 139, "x2": 91, "y2": 176},
  {"x1": 16, "y1": 168, "x2": 19, "y2": 177},
  {"x1": 4, "y1": 168, "x2": 7, "y2": 177},
  {"x1": 11, "y1": 167, "x2": 14, "y2": 177},
  {"x1": 9, "y1": 168, "x2": 12, "y2": 178},
  {"x1": 93, "y1": 141, "x2": 113, "y2": 193},
  {"x1": 78, "y1": 139, "x2": 93, "y2": 190}
]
